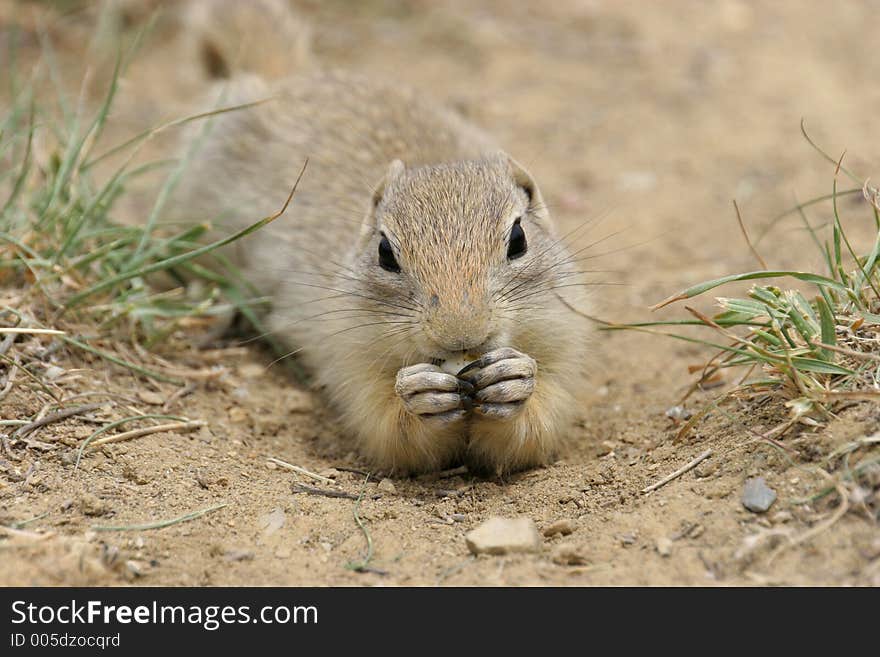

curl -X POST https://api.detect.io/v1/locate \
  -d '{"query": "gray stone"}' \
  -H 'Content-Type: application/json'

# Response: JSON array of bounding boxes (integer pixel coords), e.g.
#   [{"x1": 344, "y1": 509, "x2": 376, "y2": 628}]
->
[
  {"x1": 466, "y1": 517, "x2": 542, "y2": 555},
  {"x1": 742, "y1": 477, "x2": 777, "y2": 513}
]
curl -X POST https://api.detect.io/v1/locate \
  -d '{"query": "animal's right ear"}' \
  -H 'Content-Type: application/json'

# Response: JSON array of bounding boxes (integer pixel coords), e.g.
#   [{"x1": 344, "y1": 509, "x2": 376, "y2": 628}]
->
[
  {"x1": 358, "y1": 160, "x2": 405, "y2": 243},
  {"x1": 371, "y1": 159, "x2": 406, "y2": 210}
]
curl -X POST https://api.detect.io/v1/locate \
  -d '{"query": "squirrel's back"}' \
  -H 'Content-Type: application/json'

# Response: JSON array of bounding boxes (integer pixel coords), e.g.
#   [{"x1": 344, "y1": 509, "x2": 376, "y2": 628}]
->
[{"x1": 176, "y1": 71, "x2": 497, "y2": 294}]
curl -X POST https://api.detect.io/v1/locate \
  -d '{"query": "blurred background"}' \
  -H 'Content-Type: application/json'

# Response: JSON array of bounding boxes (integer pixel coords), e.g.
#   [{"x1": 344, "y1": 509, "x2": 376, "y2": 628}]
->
[{"x1": 2, "y1": 0, "x2": 878, "y2": 315}]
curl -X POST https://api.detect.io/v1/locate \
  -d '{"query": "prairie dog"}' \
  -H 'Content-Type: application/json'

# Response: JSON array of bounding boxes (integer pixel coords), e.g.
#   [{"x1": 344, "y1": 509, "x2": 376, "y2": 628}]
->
[{"x1": 175, "y1": 71, "x2": 591, "y2": 474}]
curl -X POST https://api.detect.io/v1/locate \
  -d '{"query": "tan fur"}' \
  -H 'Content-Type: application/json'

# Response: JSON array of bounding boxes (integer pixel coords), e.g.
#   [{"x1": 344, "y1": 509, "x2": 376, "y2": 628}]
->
[{"x1": 173, "y1": 70, "x2": 591, "y2": 474}]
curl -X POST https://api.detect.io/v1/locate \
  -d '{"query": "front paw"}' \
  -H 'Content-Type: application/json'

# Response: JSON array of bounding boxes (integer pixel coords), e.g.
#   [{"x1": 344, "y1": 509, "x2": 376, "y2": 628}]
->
[
  {"x1": 458, "y1": 347, "x2": 536, "y2": 420},
  {"x1": 395, "y1": 363, "x2": 473, "y2": 425}
]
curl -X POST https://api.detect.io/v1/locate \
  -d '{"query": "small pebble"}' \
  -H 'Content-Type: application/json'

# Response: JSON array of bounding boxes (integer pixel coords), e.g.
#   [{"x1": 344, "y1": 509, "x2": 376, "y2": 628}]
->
[
  {"x1": 655, "y1": 537, "x2": 673, "y2": 557},
  {"x1": 694, "y1": 460, "x2": 719, "y2": 478},
  {"x1": 239, "y1": 363, "x2": 265, "y2": 379},
  {"x1": 77, "y1": 493, "x2": 110, "y2": 517},
  {"x1": 44, "y1": 365, "x2": 65, "y2": 381},
  {"x1": 742, "y1": 477, "x2": 777, "y2": 513},
  {"x1": 770, "y1": 510, "x2": 792, "y2": 524},
  {"x1": 466, "y1": 517, "x2": 541, "y2": 556},
  {"x1": 136, "y1": 390, "x2": 164, "y2": 406},
  {"x1": 551, "y1": 542, "x2": 588, "y2": 566},
  {"x1": 125, "y1": 560, "x2": 151, "y2": 578},
  {"x1": 260, "y1": 508, "x2": 286, "y2": 536},
  {"x1": 664, "y1": 405, "x2": 692, "y2": 423},
  {"x1": 542, "y1": 519, "x2": 575, "y2": 537},
  {"x1": 377, "y1": 478, "x2": 397, "y2": 494}
]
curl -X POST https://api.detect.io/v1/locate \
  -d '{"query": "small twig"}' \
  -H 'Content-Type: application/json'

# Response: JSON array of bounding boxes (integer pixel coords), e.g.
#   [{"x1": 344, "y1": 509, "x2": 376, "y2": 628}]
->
[
  {"x1": 291, "y1": 483, "x2": 381, "y2": 500},
  {"x1": 417, "y1": 465, "x2": 469, "y2": 482},
  {"x1": 87, "y1": 420, "x2": 205, "y2": 449},
  {"x1": 1, "y1": 433, "x2": 15, "y2": 460},
  {"x1": 268, "y1": 457, "x2": 334, "y2": 484},
  {"x1": 0, "y1": 331, "x2": 18, "y2": 357},
  {"x1": 162, "y1": 382, "x2": 197, "y2": 411},
  {"x1": 0, "y1": 353, "x2": 61, "y2": 401},
  {"x1": 154, "y1": 365, "x2": 227, "y2": 381},
  {"x1": 334, "y1": 466, "x2": 376, "y2": 477},
  {"x1": 768, "y1": 472, "x2": 849, "y2": 564},
  {"x1": 75, "y1": 414, "x2": 190, "y2": 469},
  {"x1": 0, "y1": 355, "x2": 19, "y2": 402},
  {"x1": 0, "y1": 525, "x2": 55, "y2": 541},
  {"x1": 92, "y1": 502, "x2": 227, "y2": 532},
  {"x1": 810, "y1": 339, "x2": 880, "y2": 363},
  {"x1": 641, "y1": 449, "x2": 713, "y2": 494},
  {"x1": 435, "y1": 486, "x2": 473, "y2": 498},
  {"x1": 0, "y1": 327, "x2": 65, "y2": 335},
  {"x1": 12, "y1": 402, "x2": 104, "y2": 439}
]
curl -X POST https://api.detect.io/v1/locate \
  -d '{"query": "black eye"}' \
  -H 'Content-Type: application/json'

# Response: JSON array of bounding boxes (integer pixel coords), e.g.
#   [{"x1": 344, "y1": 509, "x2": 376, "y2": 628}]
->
[
  {"x1": 378, "y1": 234, "x2": 401, "y2": 273},
  {"x1": 507, "y1": 218, "x2": 527, "y2": 260}
]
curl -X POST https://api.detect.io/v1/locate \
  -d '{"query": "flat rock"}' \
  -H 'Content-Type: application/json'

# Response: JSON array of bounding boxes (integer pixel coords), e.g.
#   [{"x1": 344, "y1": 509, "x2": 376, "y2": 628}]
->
[
  {"x1": 466, "y1": 517, "x2": 541, "y2": 556},
  {"x1": 742, "y1": 477, "x2": 777, "y2": 513}
]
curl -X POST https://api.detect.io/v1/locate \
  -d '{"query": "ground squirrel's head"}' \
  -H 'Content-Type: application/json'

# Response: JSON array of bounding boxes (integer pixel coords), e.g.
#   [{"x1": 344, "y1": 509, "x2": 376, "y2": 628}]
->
[{"x1": 347, "y1": 154, "x2": 576, "y2": 365}]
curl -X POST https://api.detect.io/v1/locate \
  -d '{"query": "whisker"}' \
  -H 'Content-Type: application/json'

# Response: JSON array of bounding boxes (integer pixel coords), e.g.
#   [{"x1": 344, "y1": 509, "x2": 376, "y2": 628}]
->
[
  {"x1": 566, "y1": 231, "x2": 668, "y2": 263},
  {"x1": 276, "y1": 280, "x2": 420, "y2": 313},
  {"x1": 503, "y1": 281, "x2": 627, "y2": 305},
  {"x1": 496, "y1": 208, "x2": 613, "y2": 298},
  {"x1": 496, "y1": 226, "x2": 628, "y2": 303}
]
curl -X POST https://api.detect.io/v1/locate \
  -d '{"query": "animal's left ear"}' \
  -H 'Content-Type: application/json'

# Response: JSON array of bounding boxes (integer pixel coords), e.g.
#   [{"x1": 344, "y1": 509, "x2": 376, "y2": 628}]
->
[{"x1": 501, "y1": 153, "x2": 550, "y2": 224}]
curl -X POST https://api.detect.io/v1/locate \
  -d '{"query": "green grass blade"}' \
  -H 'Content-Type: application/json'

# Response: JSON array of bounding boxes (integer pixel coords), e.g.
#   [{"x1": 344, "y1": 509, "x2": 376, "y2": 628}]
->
[
  {"x1": 62, "y1": 160, "x2": 305, "y2": 309},
  {"x1": 816, "y1": 294, "x2": 836, "y2": 361},
  {"x1": 789, "y1": 357, "x2": 853, "y2": 375},
  {"x1": 653, "y1": 271, "x2": 849, "y2": 310}
]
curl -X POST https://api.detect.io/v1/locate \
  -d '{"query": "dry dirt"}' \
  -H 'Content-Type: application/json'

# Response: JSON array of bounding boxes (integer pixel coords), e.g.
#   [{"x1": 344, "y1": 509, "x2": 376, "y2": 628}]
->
[{"x1": 2, "y1": 0, "x2": 879, "y2": 586}]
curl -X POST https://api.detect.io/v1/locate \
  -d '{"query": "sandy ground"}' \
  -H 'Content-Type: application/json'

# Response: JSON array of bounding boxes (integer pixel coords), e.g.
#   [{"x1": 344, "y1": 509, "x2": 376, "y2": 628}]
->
[{"x1": 1, "y1": 0, "x2": 879, "y2": 586}]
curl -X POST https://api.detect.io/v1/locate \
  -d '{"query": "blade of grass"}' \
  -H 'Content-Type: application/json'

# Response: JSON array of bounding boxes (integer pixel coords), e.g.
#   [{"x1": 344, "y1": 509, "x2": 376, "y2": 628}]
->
[
  {"x1": 92, "y1": 503, "x2": 227, "y2": 532},
  {"x1": 652, "y1": 270, "x2": 849, "y2": 310},
  {"x1": 74, "y1": 413, "x2": 188, "y2": 469},
  {"x1": 62, "y1": 159, "x2": 306, "y2": 309},
  {"x1": 60, "y1": 336, "x2": 182, "y2": 384}
]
